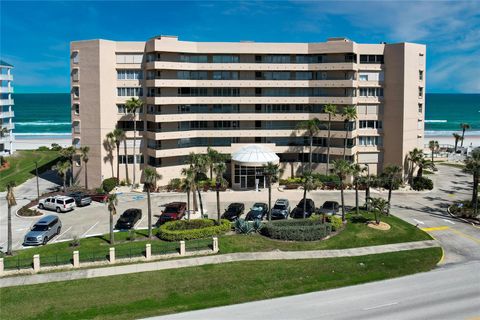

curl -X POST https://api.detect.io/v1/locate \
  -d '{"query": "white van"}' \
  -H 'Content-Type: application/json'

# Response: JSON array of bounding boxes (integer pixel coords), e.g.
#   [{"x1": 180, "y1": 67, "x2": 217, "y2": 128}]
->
[{"x1": 38, "y1": 196, "x2": 76, "y2": 213}]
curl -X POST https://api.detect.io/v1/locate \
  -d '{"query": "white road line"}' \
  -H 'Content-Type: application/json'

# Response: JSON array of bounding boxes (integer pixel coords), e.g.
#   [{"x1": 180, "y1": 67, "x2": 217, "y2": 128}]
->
[
  {"x1": 442, "y1": 219, "x2": 456, "y2": 225},
  {"x1": 81, "y1": 221, "x2": 100, "y2": 238},
  {"x1": 413, "y1": 219, "x2": 425, "y2": 225},
  {"x1": 15, "y1": 228, "x2": 28, "y2": 232},
  {"x1": 135, "y1": 216, "x2": 145, "y2": 229},
  {"x1": 363, "y1": 302, "x2": 398, "y2": 311},
  {"x1": 54, "y1": 226, "x2": 72, "y2": 242},
  {"x1": 84, "y1": 233, "x2": 102, "y2": 238}
]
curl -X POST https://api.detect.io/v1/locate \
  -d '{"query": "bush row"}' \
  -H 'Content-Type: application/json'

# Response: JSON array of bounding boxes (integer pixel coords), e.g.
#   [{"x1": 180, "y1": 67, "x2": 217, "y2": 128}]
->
[
  {"x1": 412, "y1": 177, "x2": 434, "y2": 191},
  {"x1": 158, "y1": 219, "x2": 231, "y2": 241},
  {"x1": 261, "y1": 219, "x2": 332, "y2": 241}
]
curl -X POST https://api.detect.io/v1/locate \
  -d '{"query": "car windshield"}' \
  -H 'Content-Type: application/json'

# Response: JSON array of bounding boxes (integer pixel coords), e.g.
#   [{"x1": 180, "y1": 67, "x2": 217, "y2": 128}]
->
[
  {"x1": 124, "y1": 211, "x2": 137, "y2": 217},
  {"x1": 323, "y1": 202, "x2": 335, "y2": 209},
  {"x1": 164, "y1": 207, "x2": 178, "y2": 213},
  {"x1": 32, "y1": 225, "x2": 49, "y2": 231},
  {"x1": 252, "y1": 205, "x2": 263, "y2": 211},
  {"x1": 273, "y1": 204, "x2": 286, "y2": 210}
]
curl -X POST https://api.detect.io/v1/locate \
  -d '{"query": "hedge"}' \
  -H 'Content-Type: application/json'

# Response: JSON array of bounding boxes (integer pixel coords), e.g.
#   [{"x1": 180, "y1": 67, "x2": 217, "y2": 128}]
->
[
  {"x1": 158, "y1": 219, "x2": 231, "y2": 241},
  {"x1": 102, "y1": 177, "x2": 117, "y2": 192},
  {"x1": 412, "y1": 176, "x2": 434, "y2": 191},
  {"x1": 261, "y1": 219, "x2": 331, "y2": 241}
]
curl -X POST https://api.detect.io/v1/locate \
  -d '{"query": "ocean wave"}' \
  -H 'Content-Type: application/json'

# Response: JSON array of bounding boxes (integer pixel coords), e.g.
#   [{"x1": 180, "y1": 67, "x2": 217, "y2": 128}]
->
[
  {"x1": 425, "y1": 120, "x2": 447, "y2": 123},
  {"x1": 425, "y1": 130, "x2": 480, "y2": 136},
  {"x1": 15, "y1": 121, "x2": 71, "y2": 126}
]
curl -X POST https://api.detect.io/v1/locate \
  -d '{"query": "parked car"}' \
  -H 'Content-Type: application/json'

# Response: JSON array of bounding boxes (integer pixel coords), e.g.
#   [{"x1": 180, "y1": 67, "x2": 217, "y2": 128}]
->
[
  {"x1": 24, "y1": 215, "x2": 62, "y2": 246},
  {"x1": 115, "y1": 208, "x2": 142, "y2": 229},
  {"x1": 38, "y1": 196, "x2": 76, "y2": 213},
  {"x1": 157, "y1": 202, "x2": 187, "y2": 225},
  {"x1": 245, "y1": 203, "x2": 268, "y2": 221},
  {"x1": 319, "y1": 201, "x2": 340, "y2": 216},
  {"x1": 290, "y1": 198, "x2": 316, "y2": 219},
  {"x1": 221, "y1": 203, "x2": 245, "y2": 221},
  {"x1": 271, "y1": 199, "x2": 290, "y2": 220},
  {"x1": 67, "y1": 192, "x2": 92, "y2": 207},
  {"x1": 90, "y1": 193, "x2": 109, "y2": 203}
]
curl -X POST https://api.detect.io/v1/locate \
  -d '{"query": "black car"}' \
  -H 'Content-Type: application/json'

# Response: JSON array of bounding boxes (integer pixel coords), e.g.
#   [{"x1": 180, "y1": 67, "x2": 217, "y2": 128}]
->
[
  {"x1": 271, "y1": 199, "x2": 290, "y2": 220},
  {"x1": 115, "y1": 208, "x2": 142, "y2": 229},
  {"x1": 319, "y1": 201, "x2": 340, "y2": 216},
  {"x1": 245, "y1": 203, "x2": 268, "y2": 221},
  {"x1": 290, "y1": 198, "x2": 316, "y2": 219},
  {"x1": 221, "y1": 203, "x2": 245, "y2": 221},
  {"x1": 67, "y1": 192, "x2": 92, "y2": 207}
]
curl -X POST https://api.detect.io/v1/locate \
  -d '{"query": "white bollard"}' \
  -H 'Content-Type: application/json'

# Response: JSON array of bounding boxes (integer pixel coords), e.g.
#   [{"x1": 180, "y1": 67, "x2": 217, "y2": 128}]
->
[
  {"x1": 146, "y1": 244, "x2": 152, "y2": 260},
  {"x1": 109, "y1": 247, "x2": 115, "y2": 264},
  {"x1": 180, "y1": 241, "x2": 186, "y2": 256},
  {"x1": 212, "y1": 237, "x2": 219, "y2": 253},
  {"x1": 73, "y1": 251, "x2": 80, "y2": 268},
  {"x1": 33, "y1": 254, "x2": 40, "y2": 273}
]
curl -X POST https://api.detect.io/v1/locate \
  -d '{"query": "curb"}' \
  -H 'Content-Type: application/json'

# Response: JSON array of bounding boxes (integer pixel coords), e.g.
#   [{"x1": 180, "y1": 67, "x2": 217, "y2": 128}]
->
[{"x1": 446, "y1": 206, "x2": 480, "y2": 229}]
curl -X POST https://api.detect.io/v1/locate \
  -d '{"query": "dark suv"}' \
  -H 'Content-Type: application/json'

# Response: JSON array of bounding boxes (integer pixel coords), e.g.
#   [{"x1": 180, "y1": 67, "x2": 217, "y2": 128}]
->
[
  {"x1": 67, "y1": 192, "x2": 92, "y2": 207},
  {"x1": 157, "y1": 202, "x2": 187, "y2": 224},
  {"x1": 290, "y1": 198, "x2": 316, "y2": 219},
  {"x1": 222, "y1": 203, "x2": 245, "y2": 221},
  {"x1": 115, "y1": 208, "x2": 142, "y2": 229}
]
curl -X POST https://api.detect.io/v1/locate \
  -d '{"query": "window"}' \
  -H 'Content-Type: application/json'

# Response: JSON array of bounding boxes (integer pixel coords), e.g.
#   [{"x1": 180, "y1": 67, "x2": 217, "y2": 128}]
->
[
  {"x1": 119, "y1": 154, "x2": 144, "y2": 164},
  {"x1": 359, "y1": 136, "x2": 382, "y2": 146},
  {"x1": 359, "y1": 87, "x2": 383, "y2": 97},
  {"x1": 418, "y1": 103, "x2": 423, "y2": 113},
  {"x1": 116, "y1": 54, "x2": 143, "y2": 64},
  {"x1": 360, "y1": 55, "x2": 384, "y2": 64},
  {"x1": 359, "y1": 74, "x2": 368, "y2": 81},
  {"x1": 212, "y1": 55, "x2": 239, "y2": 63},
  {"x1": 295, "y1": 55, "x2": 321, "y2": 63},
  {"x1": 72, "y1": 87, "x2": 79, "y2": 98},
  {"x1": 419, "y1": 70, "x2": 424, "y2": 81},
  {"x1": 213, "y1": 88, "x2": 240, "y2": 96},
  {"x1": 418, "y1": 87, "x2": 423, "y2": 98},
  {"x1": 177, "y1": 71, "x2": 208, "y2": 80},
  {"x1": 72, "y1": 51, "x2": 79, "y2": 64},
  {"x1": 263, "y1": 72, "x2": 291, "y2": 80},
  {"x1": 418, "y1": 119, "x2": 423, "y2": 130},
  {"x1": 117, "y1": 87, "x2": 143, "y2": 96},
  {"x1": 359, "y1": 120, "x2": 382, "y2": 129},
  {"x1": 117, "y1": 69, "x2": 143, "y2": 80},
  {"x1": 117, "y1": 104, "x2": 126, "y2": 114},
  {"x1": 72, "y1": 69, "x2": 79, "y2": 81},
  {"x1": 73, "y1": 104, "x2": 80, "y2": 115},
  {"x1": 179, "y1": 54, "x2": 208, "y2": 63},
  {"x1": 212, "y1": 71, "x2": 239, "y2": 80},
  {"x1": 177, "y1": 87, "x2": 208, "y2": 96},
  {"x1": 148, "y1": 157, "x2": 162, "y2": 167},
  {"x1": 73, "y1": 122, "x2": 80, "y2": 134},
  {"x1": 263, "y1": 55, "x2": 291, "y2": 63},
  {"x1": 295, "y1": 72, "x2": 313, "y2": 80}
]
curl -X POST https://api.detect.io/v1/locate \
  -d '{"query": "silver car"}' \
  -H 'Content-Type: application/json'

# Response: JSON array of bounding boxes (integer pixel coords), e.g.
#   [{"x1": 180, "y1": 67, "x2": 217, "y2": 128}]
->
[{"x1": 24, "y1": 215, "x2": 62, "y2": 246}]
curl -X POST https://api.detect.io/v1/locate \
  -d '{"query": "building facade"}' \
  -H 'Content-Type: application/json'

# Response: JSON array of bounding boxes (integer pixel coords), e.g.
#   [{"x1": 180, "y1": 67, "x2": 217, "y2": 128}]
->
[
  {"x1": 70, "y1": 36, "x2": 426, "y2": 189},
  {"x1": 0, "y1": 60, "x2": 15, "y2": 155}
]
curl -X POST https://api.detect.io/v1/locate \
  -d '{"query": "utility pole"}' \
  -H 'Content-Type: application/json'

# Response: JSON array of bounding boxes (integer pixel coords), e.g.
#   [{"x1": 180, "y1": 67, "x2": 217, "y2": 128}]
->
[{"x1": 35, "y1": 161, "x2": 40, "y2": 201}]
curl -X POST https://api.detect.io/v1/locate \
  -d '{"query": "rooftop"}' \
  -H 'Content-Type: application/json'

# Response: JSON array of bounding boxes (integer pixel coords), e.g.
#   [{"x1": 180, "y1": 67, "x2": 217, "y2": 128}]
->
[{"x1": 0, "y1": 60, "x2": 13, "y2": 68}]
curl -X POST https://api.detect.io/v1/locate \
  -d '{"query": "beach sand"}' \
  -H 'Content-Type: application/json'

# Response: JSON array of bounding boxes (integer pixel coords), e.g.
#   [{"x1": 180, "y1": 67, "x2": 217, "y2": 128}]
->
[
  {"x1": 424, "y1": 134, "x2": 480, "y2": 148},
  {"x1": 15, "y1": 137, "x2": 72, "y2": 150}
]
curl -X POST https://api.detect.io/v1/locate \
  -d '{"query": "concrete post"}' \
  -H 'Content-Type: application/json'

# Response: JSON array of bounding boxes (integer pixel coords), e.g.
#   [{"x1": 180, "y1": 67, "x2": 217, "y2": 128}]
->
[
  {"x1": 73, "y1": 251, "x2": 80, "y2": 268},
  {"x1": 33, "y1": 254, "x2": 40, "y2": 273},
  {"x1": 212, "y1": 237, "x2": 219, "y2": 253},
  {"x1": 180, "y1": 241, "x2": 186, "y2": 256},
  {"x1": 0, "y1": 258, "x2": 4, "y2": 276},
  {"x1": 145, "y1": 244, "x2": 151, "y2": 260},
  {"x1": 109, "y1": 247, "x2": 115, "y2": 264}
]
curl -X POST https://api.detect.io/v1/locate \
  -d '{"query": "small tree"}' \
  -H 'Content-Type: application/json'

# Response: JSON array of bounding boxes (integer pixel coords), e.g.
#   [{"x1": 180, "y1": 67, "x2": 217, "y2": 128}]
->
[
  {"x1": 351, "y1": 164, "x2": 366, "y2": 215},
  {"x1": 452, "y1": 133, "x2": 462, "y2": 153},
  {"x1": 214, "y1": 162, "x2": 227, "y2": 224},
  {"x1": 296, "y1": 118, "x2": 322, "y2": 171},
  {"x1": 181, "y1": 167, "x2": 196, "y2": 219},
  {"x1": 80, "y1": 146, "x2": 90, "y2": 190},
  {"x1": 341, "y1": 106, "x2": 357, "y2": 160},
  {"x1": 428, "y1": 140, "x2": 439, "y2": 164},
  {"x1": 407, "y1": 148, "x2": 423, "y2": 183},
  {"x1": 6, "y1": 181, "x2": 16, "y2": 256},
  {"x1": 464, "y1": 149, "x2": 480, "y2": 216},
  {"x1": 383, "y1": 164, "x2": 402, "y2": 215},
  {"x1": 367, "y1": 197, "x2": 389, "y2": 224},
  {"x1": 53, "y1": 160, "x2": 71, "y2": 192},
  {"x1": 107, "y1": 194, "x2": 118, "y2": 245},
  {"x1": 263, "y1": 162, "x2": 283, "y2": 221},
  {"x1": 112, "y1": 128, "x2": 125, "y2": 184},
  {"x1": 186, "y1": 153, "x2": 208, "y2": 217},
  {"x1": 144, "y1": 167, "x2": 161, "y2": 238},
  {"x1": 416, "y1": 158, "x2": 434, "y2": 178},
  {"x1": 104, "y1": 133, "x2": 116, "y2": 178},
  {"x1": 460, "y1": 123, "x2": 470, "y2": 148},
  {"x1": 60, "y1": 146, "x2": 76, "y2": 186},
  {"x1": 324, "y1": 104, "x2": 337, "y2": 175},
  {"x1": 125, "y1": 97, "x2": 144, "y2": 186},
  {"x1": 301, "y1": 171, "x2": 320, "y2": 219},
  {"x1": 331, "y1": 159, "x2": 351, "y2": 222}
]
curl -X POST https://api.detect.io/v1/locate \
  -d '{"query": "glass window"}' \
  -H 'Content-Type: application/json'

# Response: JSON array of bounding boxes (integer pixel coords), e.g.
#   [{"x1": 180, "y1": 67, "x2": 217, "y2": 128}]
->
[
  {"x1": 72, "y1": 69, "x2": 79, "y2": 81},
  {"x1": 419, "y1": 70, "x2": 424, "y2": 81},
  {"x1": 418, "y1": 103, "x2": 423, "y2": 113},
  {"x1": 72, "y1": 51, "x2": 79, "y2": 64},
  {"x1": 116, "y1": 54, "x2": 143, "y2": 64},
  {"x1": 74, "y1": 104, "x2": 80, "y2": 115},
  {"x1": 295, "y1": 72, "x2": 313, "y2": 80},
  {"x1": 263, "y1": 55, "x2": 291, "y2": 63},
  {"x1": 418, "y1": 87, "x2": 423, "y2": 98},
  {"x1": 179, "y1": 54, "x2": 208, "y2": 63},
  {"x1": 359, "y1": 74, "x2": 368, "y2": 81},
  {"x1": 117, "y1": 69, "x2": 142, "y2": 80},
  {"x1": 117, "y1": 87, "x2": 143, "y2": 96},
  {"x1": 212, "y1": 55, "x2": 239, "y2": 63}
]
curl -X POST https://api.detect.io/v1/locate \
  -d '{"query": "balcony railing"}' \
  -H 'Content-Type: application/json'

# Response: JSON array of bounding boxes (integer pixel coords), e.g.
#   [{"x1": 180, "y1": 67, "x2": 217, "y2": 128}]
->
[
  {"x1": 0, "y1": 111, "x2": 14, "y2": 119},
  {"x1": 147, "y1": 124, "x2": 355, "y2": 133},
  {"x1": 0, "y1": 99, "x2": 14, "y2": 106}
]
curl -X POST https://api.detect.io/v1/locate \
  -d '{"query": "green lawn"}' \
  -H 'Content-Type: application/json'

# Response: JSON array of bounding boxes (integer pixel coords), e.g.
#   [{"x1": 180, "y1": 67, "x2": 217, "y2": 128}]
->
[
  {"x1": 0, "y1": 150, "x2": 61, "y2": 191},
  {"x1": 0, "y1": 248, "x2": 442, "y2": 320}
]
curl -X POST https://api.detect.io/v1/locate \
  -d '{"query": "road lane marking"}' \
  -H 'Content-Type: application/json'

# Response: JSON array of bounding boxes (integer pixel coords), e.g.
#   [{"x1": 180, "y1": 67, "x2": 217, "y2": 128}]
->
[
  {"x1": 450, "y1": 229, "x2": 480, "y2": 244},
  {"x1": 442, "y1": 219, "x2": 456, "y2": 225},
  {"x1": 363, "y1": 302, "x2": 398, "y2": 311},
  {"x1": 422, "y1": 226, "x2": 450, "y2": 232},
  {"x1": 81, "y1": 221, "x2": 100, "y2": 238},
  {"x1": 413, "y1": 219, "x2": 425, "y2": 225},
  {"x1": 135, "y1": 215, "x2": 145, "y2": 229},
  {"x1": 54, "y1": 226, "x2": 72, "y2": 242}
]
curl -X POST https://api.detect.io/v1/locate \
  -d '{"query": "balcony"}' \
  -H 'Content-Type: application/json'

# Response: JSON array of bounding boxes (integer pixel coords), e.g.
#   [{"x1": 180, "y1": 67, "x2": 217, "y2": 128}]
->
[
  {"x1": 1, "y1": 122, "x2": 15, "y2": 130},
  {"x1": 0, "y1": 74, "x2": 13, "y2": 81},
  {"x1": 0, "y1": 99, "x2": 14, "y2": 106},
  {"x1": 150, "y1": 96, "x2": 356, "y2": 105},
  {"x1": 146, "y1": 79, "x2": 356, "y2": 88},
  {"x1": 0, "y1": 87, "x2": 13, "y2": 94},
  {"x1": 0, "y1": 111, "x2": 14, "y2": 119}
]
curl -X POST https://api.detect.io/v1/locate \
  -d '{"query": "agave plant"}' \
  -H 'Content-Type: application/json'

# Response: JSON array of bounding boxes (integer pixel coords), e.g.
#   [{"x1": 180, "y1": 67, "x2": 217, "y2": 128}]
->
[
  {"x1": 252, "y1": 219, "x2": 263, "y2": 233},
  {"x1": 234, "y1": 219, "x2": 254, "y2": 234}
]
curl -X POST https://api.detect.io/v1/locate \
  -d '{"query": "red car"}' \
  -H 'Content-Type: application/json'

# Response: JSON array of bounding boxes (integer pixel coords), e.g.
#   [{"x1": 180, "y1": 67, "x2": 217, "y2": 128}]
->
[
  {"x1": 158, "y1": 202, "x2": 187, "y2": 224},
  {"x1": 89, "y1": 193, "x2": 109, "y2": 203}
]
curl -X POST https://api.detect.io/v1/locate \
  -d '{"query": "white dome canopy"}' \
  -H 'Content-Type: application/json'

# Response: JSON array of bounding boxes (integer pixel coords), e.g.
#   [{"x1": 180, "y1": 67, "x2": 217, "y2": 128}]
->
[{"x1": 231, "y1": 144, "x2": 279, "y2": 166}]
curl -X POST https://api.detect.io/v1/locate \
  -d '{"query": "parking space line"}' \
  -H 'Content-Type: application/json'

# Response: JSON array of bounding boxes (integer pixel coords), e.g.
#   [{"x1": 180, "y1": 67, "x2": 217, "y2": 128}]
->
[
  {"x1": 442, "y1": 219, "x2": 455, "y2": 225},
  {"x1": 135, "y1": 216, "x2": 145, "y2": 229},
  {"x1": 413, "y1": 219, "x2": 425, "y2": 225},
  {"x1": 81, "y1": 221, "x2": 100, "y2": 238},
  {"x1": 54, "y1": 226, "x2": 72, "y2": 242}
]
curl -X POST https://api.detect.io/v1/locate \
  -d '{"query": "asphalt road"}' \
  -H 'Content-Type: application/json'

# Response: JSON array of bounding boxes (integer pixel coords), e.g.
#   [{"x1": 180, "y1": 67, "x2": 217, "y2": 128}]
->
[{"x1": 148, "y1": 261, "x2": 480, "y2": 320}]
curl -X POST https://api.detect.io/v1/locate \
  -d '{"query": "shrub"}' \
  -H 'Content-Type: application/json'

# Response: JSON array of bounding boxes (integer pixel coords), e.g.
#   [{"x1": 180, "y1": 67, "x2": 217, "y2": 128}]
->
[
  {"x1": 167, "y1": 178, "x2": 182, "y2": 191},
  {"x1": 327, "y1": 215, "x2": 343, "y2": 231},
  {"x1": 102, "y1": 177, "x2": 117, "y2": 192},
  {"x1": 373, "y1": 173, "x2": 401, "y2": 190},
  {"x1": 17, "y1": 206, "x2": 42, "y2": 217},
  {"x1": 95, "y1": 187, "x2": 105, "y2": 194},
  {"x1": 36, "y1": 146, "x2": 50, "y2": 151},
  {"x1": 50, "y1": 143, "x2": 63, "y2": 151},
  {"x1": 158, "y1": 219, "x2": 231, "y2": 241},
  {"x1": 70, "y1": 236, "x2": 80, "y2": 247},
  {"x1": 261, "y1": 219, "x2": 331, "y2": 241},
  {"x1": 412, "y1": 176, "x2": 434, "y2": 191}
]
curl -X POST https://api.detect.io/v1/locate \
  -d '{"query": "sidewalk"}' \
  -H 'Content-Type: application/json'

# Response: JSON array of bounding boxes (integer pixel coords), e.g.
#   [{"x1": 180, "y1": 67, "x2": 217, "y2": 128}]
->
[{"x1": 0, "y1": 240, "x2": 438, "y2": 288}]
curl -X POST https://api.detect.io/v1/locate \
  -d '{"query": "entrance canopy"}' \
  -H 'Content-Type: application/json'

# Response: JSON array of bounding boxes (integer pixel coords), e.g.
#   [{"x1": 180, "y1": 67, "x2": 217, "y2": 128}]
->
[{"x1": 231, "y1": 144, "x2": 279, "y2": 166}]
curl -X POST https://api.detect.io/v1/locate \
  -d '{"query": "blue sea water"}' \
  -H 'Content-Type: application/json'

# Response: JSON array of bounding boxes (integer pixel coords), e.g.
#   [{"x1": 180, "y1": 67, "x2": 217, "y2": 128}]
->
[{"x1": 11, "y1": 93, "x2": 480, "y2": 137}]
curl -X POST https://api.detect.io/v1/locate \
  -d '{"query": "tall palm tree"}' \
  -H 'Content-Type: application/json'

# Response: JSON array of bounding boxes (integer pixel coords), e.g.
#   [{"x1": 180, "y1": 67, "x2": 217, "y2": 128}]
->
[
  {"x1": 144, "y1": 167, "x2": 161, "y2": 238},
  {"x1": 105, "y1": 132, "x2": 116, "y2": 178},
  {"x1": 116, "y1": 129, "x2": 129, "y2": 184},
  {"x1": 464, "y1": 149, "x2": 480, "y2": 216},
  {"x1": 60, "y1": 146, "x2": 76, "y2": 186},
  {"x1": 6, "y1": 181, "x2": 16, "y2": 256},
  {"x1": 125, "y1": 97, "x2": 144, "y2": 186},
  {"x1": 341, "y1": 106, "x2": 357, "y2": 160},
  {"x1": 263, "y1": 162, "x2": 283, "y2": 221},
  {"x1": 331, "y1": 159, "x2": 351, "y2": 222},
  {"x1": 407, "y1": 148, "x2": 424, "y2": 183},
  {"x1": 452, "y1": 133, "x2": 462, "y2": 153},
  {"x1": 213, "y1": 162, "x2": 227, "y2": 224},
  {"x1": 324, "y1": 104, "x2": 337, "y2": 174},
  {"x1": 301, "y1": 171, "x2": 320, "y2": 219},
  {"x1": 112, "y1": 128, "x2": 125, "y2": 184},
  {"x1": 79, "y1": 146, "x2": 90, "y2": 190},
  {"x1": 416, "y1": 158, "x2": 434, "y2": 178},
  {"x1": 205, "y1": 147, "x2": 221, "y2": 180},
  {"x1": 53, "y1": 160, "x2": 71, "y2": 192},
  {"x1": 428, "y1": 140, "x2": 439, "y2": 164},
  {"x1": 383, "y1": 164, "x2": 402, "y2": 215},
  {"x1": 296, "y1": 118, "x2": 322, "y2": 171},
  {"x1": 367, "y1": 197, "x2": 389, "y2": 225},
  {"x1": 350, "y1": 163, "x2": 365, "y2": 215},
  {"x1": 107, "y1": 194, "x2": 118, "y2": 245},
  {"x1": 186, "y1": 153, "x2": 208, "y2": 216},
  {"x1": 180, "y1": 167, "x2": 196, "y2": 220},
  {"x1": 460, "y1": 123, "x2": 470, "y2": 147}
]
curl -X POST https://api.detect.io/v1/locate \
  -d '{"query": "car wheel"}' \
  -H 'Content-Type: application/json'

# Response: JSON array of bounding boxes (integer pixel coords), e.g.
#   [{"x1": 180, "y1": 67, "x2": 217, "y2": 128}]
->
[
  {"x1": 43, "y1": 237, "x2": 48, "y2": 245},
  {"x1": 38, "y1": 204, "x2": 44, "y2": 209},
  {"x1": 57, "y1": 227, "x2": 61, "y2": 235},
  {"x1": 56, "y1": 207, "x2": 61, "y2": 213}
]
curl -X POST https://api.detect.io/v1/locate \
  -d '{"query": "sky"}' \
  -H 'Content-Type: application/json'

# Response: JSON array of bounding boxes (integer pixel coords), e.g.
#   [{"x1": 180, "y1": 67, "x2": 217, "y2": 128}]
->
[{"x1": 1, "y1": 0, "x2": 479, "y2": 93}]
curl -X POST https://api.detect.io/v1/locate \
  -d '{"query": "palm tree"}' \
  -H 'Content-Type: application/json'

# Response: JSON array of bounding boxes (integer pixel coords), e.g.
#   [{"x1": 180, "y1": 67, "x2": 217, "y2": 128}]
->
[
  {"x1": 263, "y1": 162, "x2": 283, "y2": 221},
  {"x1": 107, "y1": 194, "x2": 118, "y2": 245},
  {"x1": 205, "y1": 147, "x2": 222, "y2": 180},
  {"x1": 186, "y1": 153, "x2": 208, "y2": 217},
  {"x1": 452, "y1": 133, "x2": 462, "y2": 153},
  {"x1": 407, "y1": 148, "x2": 424, "y2": 183},
  {"x1": 383, "y1": 164, "x2": 402, "y2": 215},
  {"x1": 104, "y1": 132, "x2": 116, "y2": 178},
  {"x1": 112, "y1": 128, "x2": 125, "y2": 184},
  {"x1": 125, "y1": 97, "x2": 144, "y2": 186},
  {"x1": 116, "y1": 129, "x2": 129, "y2": 184},
  {"x1": 324, "y1": 104, "x2": 337, "y2": 174},
  {"x1": 331, "y1": 159, "x2": 351, "y2": 222},
  {"x1": 296, "y1": 118, "x2": 322, "y2": 171},
  {"x1": 53, "y1": 160, "x2": 71, "y2": 192},
  {"x1": 301, "y1": 171, "x2": 320, "y2": 219},
  {"x1": 428, "y1": 140, "x2": 439, "y2": 164},
  {"x1": 464, "y1": 149, "x2": 480, "y2": 216},
  {"x1": 144, "y1": 167, "x2": 161, "y2": 238},
  {"x1": 79, "y1": 146, "x2": 90, "y2": 190},
  {"x1": 341, "y1": 106, "x2": 357, "y2": 160},
  {"x1": 367, "y1": 197, "x2": 389, "y2": 224},
  {"x1": 60, "y1": 146, "x2": 76, "y2": 186},
  {"x1": 5, "y1": 181, "x2": 16, "y2": 256},
  {"x1": 180, "y1": 167, "x2": 196, "y2": 220},
  {"x1": 460, "y1": 123, "x2": 470, "y2": 147},
  {"x1": 350, "y1": 164, "x2": 366, "y2": 215},
  {"x1": 213, "y1": 162, "x2": 227, "y2": 224},
  {"x1": 416, "y1": 158, "x2": 434, "y2": 178}
]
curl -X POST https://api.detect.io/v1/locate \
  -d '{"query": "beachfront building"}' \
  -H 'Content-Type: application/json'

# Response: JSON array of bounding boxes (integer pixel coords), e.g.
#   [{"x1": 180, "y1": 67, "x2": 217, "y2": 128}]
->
[
  {"x1": 0, "y1": 60, "x2": 15, "y2": 155},
  {"x1": 70, "y1": 36, "x2": 426, "y2": 189}
]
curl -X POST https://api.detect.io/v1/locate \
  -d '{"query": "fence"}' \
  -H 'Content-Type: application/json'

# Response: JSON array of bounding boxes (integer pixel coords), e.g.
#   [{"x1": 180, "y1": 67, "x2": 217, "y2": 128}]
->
[{"x1": 0, "y1": 237, "x2": 219, "y2": 276}]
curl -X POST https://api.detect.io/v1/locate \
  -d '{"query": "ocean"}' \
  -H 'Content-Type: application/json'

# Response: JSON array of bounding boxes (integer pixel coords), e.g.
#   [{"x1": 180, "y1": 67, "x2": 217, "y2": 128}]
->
[{"x1": 12, "y1": 93, "x2": 480, "y2": 138}]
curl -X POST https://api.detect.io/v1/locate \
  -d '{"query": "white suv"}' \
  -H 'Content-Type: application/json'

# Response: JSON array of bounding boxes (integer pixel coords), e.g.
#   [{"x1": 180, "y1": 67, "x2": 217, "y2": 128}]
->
[{"x1": 38, "y1": 196, "x2": 76, "y2": 213}]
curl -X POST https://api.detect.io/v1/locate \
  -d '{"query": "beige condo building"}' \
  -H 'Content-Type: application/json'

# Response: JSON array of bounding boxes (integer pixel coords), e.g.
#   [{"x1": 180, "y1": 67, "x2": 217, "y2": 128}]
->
[{"x1": 70, "y1": 36, "x2": 426, "y2": 189}]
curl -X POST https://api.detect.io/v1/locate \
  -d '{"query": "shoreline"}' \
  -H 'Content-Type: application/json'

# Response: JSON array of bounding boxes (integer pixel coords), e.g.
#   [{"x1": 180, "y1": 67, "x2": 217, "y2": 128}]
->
[{"x1": 424, "y1": 134, "x2": 479, "y2": 148}]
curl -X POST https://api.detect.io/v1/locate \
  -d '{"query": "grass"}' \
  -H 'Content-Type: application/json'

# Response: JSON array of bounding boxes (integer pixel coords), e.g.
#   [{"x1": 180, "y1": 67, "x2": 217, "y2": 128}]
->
[
  {"x1": 3, "y1": 211, "x2": 431, "y2": 269},
  {"x1": 0, "y1": 150, "x2": 61, "y2": 191},
  {"x1": 0, "y1": 247, "x2": 442, "y2": 320}
]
